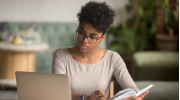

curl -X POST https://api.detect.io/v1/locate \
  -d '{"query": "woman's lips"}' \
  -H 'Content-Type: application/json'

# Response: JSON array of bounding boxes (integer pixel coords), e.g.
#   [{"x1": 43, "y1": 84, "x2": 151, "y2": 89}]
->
[{"x1": 80, "y1": 45, "x2": 88, "y2": 49}]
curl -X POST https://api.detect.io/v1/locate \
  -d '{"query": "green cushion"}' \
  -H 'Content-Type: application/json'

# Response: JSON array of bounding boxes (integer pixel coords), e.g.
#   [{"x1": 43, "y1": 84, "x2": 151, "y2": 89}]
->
[
  {"x1": 133, "y1": 51, "x2": 179, "y2": 68},
  {"x1": 132, "y1": 51, "x2": 179, "y2": 81}
]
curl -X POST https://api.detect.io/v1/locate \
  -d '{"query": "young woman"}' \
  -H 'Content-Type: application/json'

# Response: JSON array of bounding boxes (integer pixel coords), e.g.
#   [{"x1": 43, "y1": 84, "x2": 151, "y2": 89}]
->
[{"x1": 52, "y1": 1, "x2": 148, "y2": 100}]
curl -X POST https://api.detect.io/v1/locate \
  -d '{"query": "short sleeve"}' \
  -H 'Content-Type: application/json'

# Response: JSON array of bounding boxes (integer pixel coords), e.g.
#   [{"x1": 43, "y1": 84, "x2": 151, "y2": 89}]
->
[
  {"x1": 113, "y1": 52, "x2": 140, "y2": 92},
  {"x1": 52, "y1": 49, "x2": 66, "y2": 74}
]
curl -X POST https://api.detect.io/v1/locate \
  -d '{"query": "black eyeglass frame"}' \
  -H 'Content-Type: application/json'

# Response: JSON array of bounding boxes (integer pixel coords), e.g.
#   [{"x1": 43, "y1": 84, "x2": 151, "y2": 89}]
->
[{"x1": 76, "y1": 30, "x2": 104, "y2": 43}]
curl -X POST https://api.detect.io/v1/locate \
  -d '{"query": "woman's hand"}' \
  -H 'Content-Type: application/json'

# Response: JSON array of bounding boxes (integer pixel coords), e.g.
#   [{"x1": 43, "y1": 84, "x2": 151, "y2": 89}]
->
[
  {"x1": 123, "y1": 90, "x2": 149, "y2": 100},
  {"x1": 87, "y1": 90, "x2": 106, "y2": 100}
]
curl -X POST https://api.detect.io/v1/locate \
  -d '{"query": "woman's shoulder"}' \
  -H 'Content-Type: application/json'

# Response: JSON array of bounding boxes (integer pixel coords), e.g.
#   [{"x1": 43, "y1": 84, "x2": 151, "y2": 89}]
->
[
  {"x1": 53, "y1": 48, "x2": 69, "y2": 57},
  {"x1": 106, "y1": 49, "x2": 122, "y2": 58},
  {"x1": 54, "y1": 48, "x2": 67, "y2": 53},
  {"x1": 106, "y1": 50, "x2": 124, "y2": 63},
  {"x1": 54, "y1": 47, "x2": 77, "y2": 56}
]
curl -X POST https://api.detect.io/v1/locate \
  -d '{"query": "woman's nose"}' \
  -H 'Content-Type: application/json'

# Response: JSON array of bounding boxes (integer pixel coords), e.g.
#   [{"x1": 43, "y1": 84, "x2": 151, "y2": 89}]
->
[{"x1": 82, "y1": 36, "x2": 88, "y2": 43}]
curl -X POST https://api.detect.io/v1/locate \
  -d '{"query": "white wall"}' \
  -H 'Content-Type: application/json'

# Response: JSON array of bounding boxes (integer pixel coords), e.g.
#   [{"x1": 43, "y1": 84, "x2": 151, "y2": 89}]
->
[{"x1": 0, "y1": 0, "x2": 130, "y2": 25}]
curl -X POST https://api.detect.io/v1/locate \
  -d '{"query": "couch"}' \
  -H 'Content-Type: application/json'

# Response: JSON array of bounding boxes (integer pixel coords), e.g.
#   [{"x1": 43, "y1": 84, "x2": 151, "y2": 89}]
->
[
  {"x1": 131, "y1": 51, "x2": 179, "y2": 100},
  {"x1": 131, "y1": 51, "x2": 179, "y2": 81}
]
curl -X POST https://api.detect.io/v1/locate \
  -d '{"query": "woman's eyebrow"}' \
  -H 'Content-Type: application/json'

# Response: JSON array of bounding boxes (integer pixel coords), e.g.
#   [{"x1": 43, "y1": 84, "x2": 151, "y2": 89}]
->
[{"x1": 80, "y1": 27, "x2": 98, "y2": 35}]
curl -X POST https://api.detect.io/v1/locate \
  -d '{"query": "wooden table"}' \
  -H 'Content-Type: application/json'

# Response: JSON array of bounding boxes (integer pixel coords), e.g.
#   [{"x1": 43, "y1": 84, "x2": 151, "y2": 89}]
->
[{"x1": 0, "y1": 42, "x2": 49, "y2": 80}]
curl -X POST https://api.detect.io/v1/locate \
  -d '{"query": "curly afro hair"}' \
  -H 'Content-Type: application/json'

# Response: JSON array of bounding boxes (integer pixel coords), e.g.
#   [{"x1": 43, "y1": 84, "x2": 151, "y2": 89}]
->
[{"x1": 77, "y1": 1, "x2": 115, "y2": 34}]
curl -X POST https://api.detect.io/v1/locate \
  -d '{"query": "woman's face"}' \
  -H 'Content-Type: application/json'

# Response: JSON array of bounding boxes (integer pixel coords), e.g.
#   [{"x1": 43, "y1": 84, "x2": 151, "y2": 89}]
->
[{"x1": 77, "y1": 21, "x2": 106, "y2": 53}]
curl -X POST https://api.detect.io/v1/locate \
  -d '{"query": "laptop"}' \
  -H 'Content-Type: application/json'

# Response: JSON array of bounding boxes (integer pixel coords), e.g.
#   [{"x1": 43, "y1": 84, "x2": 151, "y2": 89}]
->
[{"x1": 15, "y1": 71, "x2": 71, "y2": 100}]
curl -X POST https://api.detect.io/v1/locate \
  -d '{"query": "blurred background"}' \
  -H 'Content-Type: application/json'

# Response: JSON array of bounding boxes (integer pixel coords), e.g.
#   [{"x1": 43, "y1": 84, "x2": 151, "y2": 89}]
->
[{"x1": 0, "y1": 0, "x2": 179, "y2": 100}]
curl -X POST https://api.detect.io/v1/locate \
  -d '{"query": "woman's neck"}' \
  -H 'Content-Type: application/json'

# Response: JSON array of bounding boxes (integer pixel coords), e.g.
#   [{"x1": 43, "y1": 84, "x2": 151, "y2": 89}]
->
[{"x1": 77, "y1": 46, "x2": 100, "y2": 59}]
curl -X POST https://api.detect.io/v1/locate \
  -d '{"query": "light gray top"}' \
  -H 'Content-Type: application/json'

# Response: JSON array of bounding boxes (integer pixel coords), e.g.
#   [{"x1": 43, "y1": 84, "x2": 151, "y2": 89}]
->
[{"x1": 52, "y1": 48, "x2": 140, "y2": 96}]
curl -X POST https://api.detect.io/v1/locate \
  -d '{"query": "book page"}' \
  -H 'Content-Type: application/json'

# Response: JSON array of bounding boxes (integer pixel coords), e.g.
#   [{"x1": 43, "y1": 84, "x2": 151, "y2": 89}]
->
[{"x1": 113, "y1": 95, "x2": 132, "y2": 100}]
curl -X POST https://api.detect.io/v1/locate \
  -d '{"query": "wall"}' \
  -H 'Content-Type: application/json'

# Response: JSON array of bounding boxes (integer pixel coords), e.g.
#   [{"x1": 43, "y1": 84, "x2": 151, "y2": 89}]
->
[{"x1": 0, "y1": 0, "x2": 130, "y2": 26}]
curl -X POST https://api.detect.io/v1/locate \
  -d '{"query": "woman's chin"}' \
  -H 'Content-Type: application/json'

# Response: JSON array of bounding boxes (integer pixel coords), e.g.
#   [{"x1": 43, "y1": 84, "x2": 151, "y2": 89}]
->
[{"x1": 78, "y1": 46, "x2": 89, "y2": 52}]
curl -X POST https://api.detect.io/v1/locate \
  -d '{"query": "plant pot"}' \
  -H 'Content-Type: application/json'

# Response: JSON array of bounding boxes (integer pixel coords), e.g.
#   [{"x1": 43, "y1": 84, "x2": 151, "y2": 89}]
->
[{"x1": 155, "y1": 34, "x2": 179, "y2": 51}]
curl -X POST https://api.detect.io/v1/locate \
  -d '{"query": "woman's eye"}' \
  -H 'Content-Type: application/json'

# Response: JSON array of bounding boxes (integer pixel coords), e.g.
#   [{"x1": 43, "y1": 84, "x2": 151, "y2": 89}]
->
[
  {"x1": 79, "y1": 32, "x2": 84, "y2": 35},
  {"x1": 90, "y1": 37, "x2": 95, "y2": 39}
]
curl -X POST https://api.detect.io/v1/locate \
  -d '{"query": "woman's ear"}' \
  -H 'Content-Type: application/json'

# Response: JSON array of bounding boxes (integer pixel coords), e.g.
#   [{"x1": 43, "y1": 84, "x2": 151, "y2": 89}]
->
[{"x1": 100, "y1": 34, "x2": 106, "y2": 42}]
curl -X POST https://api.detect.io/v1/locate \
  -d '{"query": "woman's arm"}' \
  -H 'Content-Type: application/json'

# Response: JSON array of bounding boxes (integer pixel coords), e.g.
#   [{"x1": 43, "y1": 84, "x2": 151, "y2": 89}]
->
[
  {"x1": 71, "y1": 92, "x2": 82, "y2": 100},
  {"x1": 71, "y1": 90, "x2": 106, "y2": 100},
  {"x1": 112, "y1": 52, "x2": 149, "y2": 100},
  {"x1": 71, "y1": 92, "x2": 92, "y2": 100},
  {"x1": 113, "y1": 52, "x2": 140, "y2": 92},
  {"x1": 52, "y1": 49, "x2": 66, "y2": 74}
]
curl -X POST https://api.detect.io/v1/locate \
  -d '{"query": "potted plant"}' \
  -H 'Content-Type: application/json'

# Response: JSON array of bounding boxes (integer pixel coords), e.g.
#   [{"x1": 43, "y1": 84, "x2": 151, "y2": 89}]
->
[
  {"x1": 155, "y1": 0, "x2": 179, "y2": 51},
  {"x1": 107, "y1": 0, "x2": 156, "y2": 74}
]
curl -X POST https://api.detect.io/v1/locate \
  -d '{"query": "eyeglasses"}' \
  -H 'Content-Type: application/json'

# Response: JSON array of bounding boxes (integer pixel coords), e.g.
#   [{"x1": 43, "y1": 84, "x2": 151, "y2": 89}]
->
[{"x1": 76, "y1": 30, "x2": 103, "y2": 43}]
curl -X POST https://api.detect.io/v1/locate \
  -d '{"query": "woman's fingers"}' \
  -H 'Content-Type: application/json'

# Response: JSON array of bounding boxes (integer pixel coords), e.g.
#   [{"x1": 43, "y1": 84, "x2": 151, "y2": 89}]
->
[
  {"x1": 123, "y1": 91, "x2": 149, "y2": 100},
  {"x1": 91, "y1": 92, "x2": 96, "y2": 100},
  {"x1": 123, "y1": 97, "x2": 131, "y2": 100},
  {"x1": 139, "y1": 90, "x2": 149, "y2": 98},
  {"x1": 144, "y1": 90, "x2": 149, "y2": 95},
  {"x1": 132, "y1": 95, "x2": 138, "y2": 99},
  {"x1": 90, "y1": 90, "x2": 106, "y2": 100},
  {"x1": 94, "y1": 90, "x2": 106, "y2": 98}
]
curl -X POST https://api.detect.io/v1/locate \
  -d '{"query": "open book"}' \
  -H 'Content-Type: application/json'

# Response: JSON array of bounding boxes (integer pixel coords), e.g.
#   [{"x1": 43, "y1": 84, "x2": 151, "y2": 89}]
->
[{"x1": 109, "y1": 84, "x2": 154, "y2": 100}]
